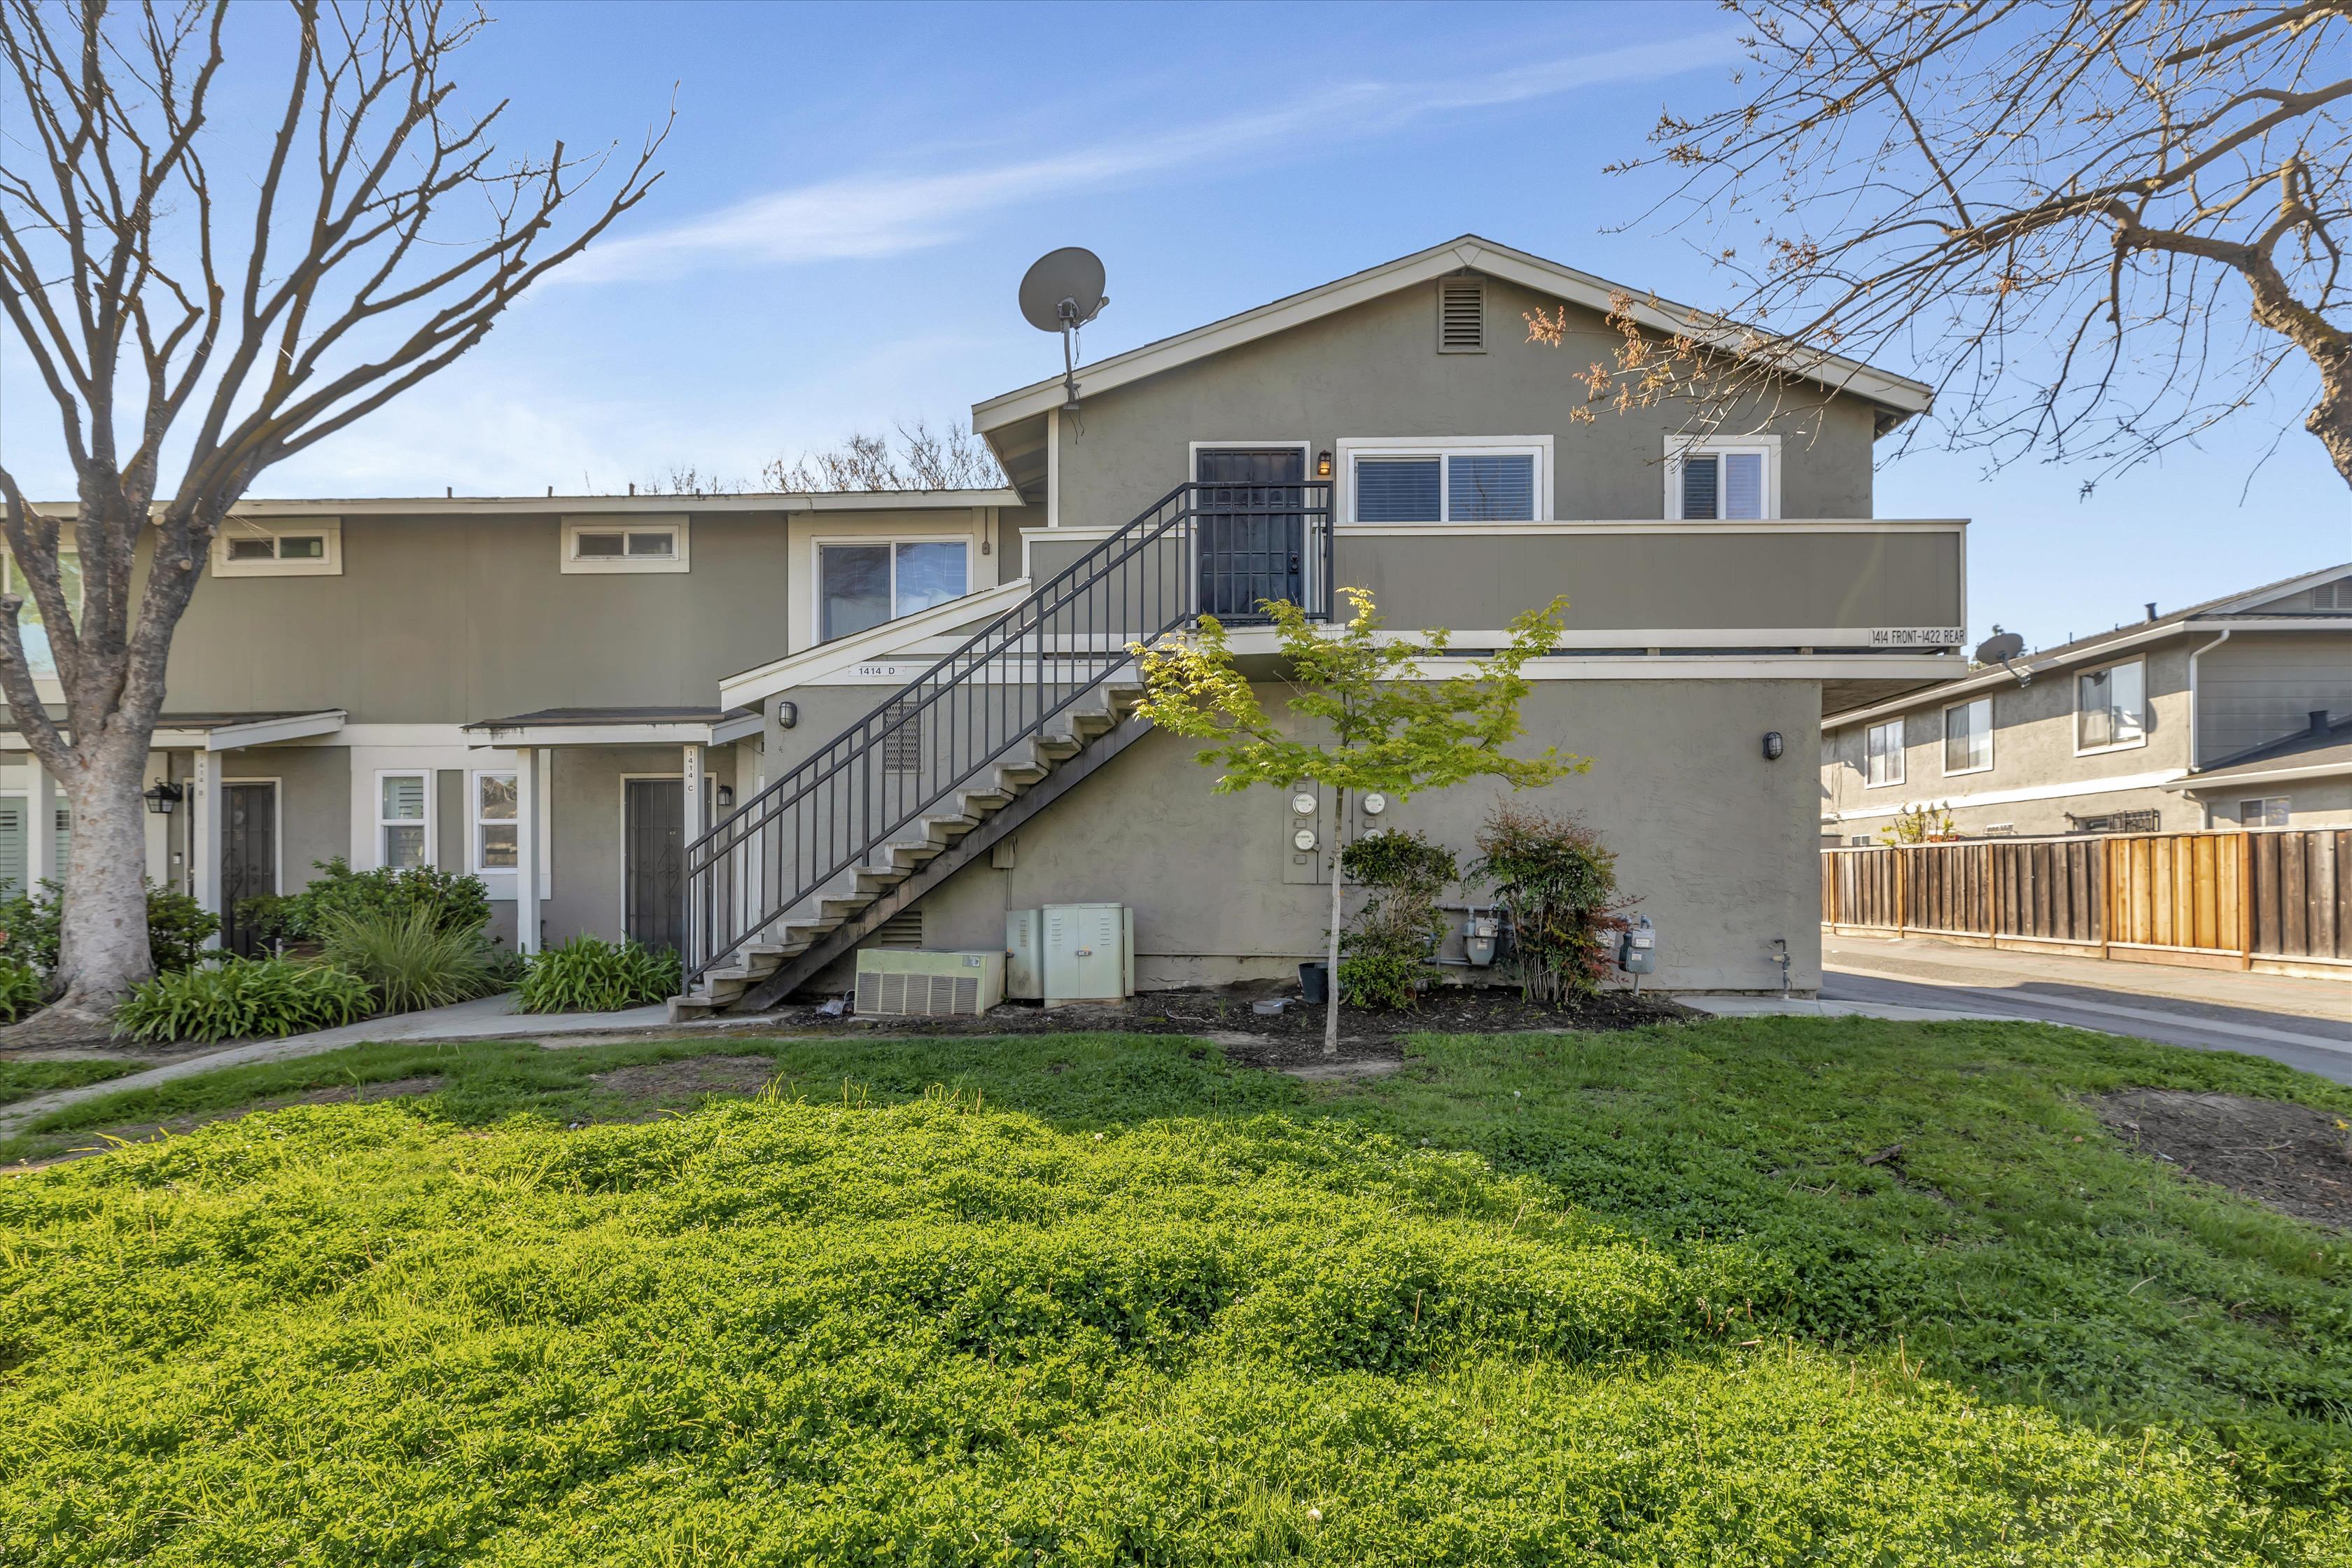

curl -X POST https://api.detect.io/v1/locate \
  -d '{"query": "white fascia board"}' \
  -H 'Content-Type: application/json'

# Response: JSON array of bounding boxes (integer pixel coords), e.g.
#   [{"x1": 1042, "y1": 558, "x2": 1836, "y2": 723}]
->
[
  {"x1": 463, "y1": 722, "x2": 724, "y2": 749},
  {"x1": 134, "y1": 490, "x2": 1023, "y2": 519},
  {"x1": 1220, "y1": 626, "x2": 1967, "y2": 652},
  {"x1": 1821, "y1": 767, "x2": 2190, "y2": 823},
  {"x1": 973, "y1": 235, "x2": 1932, "y2": 432},
  {"x1": 720, "y1": 579, "x2": 1033, "y2": 709},
  {"x1": 710, "y1": 710, "x2": 765, "y2": 746},
  {"x1": 203, "y1": 710, "x2": 347, "y2": 750},
  {"x1": 2176, "y1": 758, "x2": 2352, "y2": 790}
]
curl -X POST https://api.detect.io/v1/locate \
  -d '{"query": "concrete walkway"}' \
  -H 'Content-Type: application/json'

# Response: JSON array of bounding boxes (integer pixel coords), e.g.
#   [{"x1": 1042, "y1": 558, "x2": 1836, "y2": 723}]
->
[
  {"x1": 1678, "y1": 993, "x2": 2024, "y2": 1026},
  {"x1": 1822, "y1": 933, "x2": 2352, "y2": 1085},
  {"x1": 0, "y1": 994, "x2": 692, "y2": 1135}
]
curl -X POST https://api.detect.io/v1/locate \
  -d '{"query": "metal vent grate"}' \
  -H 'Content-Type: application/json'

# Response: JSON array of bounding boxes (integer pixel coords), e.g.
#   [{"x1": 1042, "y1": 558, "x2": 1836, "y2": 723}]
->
[
  {"x1": 1438, "y1": 277, "x2": 1485, "y2": 353},
  {"x1": 880, "y1": 696, "x2": 923, "y2": 773},
  {"x1": 875, "y1": 908, "x2": 923, "y2": 948}
]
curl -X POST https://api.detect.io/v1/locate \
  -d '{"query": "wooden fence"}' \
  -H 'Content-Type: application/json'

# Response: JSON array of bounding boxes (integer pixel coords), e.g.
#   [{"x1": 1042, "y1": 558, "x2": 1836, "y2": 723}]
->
[{"x1": 1821, "y1": 827, "x2": 2352, "y2": 975}]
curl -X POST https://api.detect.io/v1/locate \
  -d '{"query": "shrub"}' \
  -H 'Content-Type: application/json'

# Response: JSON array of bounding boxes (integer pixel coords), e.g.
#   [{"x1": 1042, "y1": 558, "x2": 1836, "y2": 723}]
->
[
  {"x1": 113, "y1": 958, "x2": 374, "y2": 1044},
  {"x1": 1337, "y1": 830, "x2": 1457, "y2": 1011},
  {"x1": 1469, "y1": 805, "x2": 1627, "y2": 1003},
  {"x1": 0, "y1": 879, "x2": 218, "y2": 974},
  {"x1": 0, "y1": 955, "x2": 43, "y2": 1022},
  {"x1": 517, "y1": 934, "x2": 681, "y2": 1014},
  {"x1": 318, "y1": 909, "x2": 502, "y2": 1015},
  {"x1": 241, "y1": 857, "x2": 491, "y2": 945}
]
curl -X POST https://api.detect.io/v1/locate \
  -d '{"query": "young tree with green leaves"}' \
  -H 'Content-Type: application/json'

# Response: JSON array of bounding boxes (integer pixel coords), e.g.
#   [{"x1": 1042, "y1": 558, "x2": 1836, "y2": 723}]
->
[{"x1": 1131, "y1": 587, "x2": 1580, "y2": 1056}]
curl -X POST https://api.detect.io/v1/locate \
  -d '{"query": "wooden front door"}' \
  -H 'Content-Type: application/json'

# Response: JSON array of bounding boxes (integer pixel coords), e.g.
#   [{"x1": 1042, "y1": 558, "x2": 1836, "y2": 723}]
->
[
  {"x1": 223, "y1": 783, "x2": 277, "y2": 955},
  {"x1": 1193, "y1": 446, "x2": 1306, "y2": 619},
  {"x1": 624, "y1": 778, "x2": 685, "y2": 954}
]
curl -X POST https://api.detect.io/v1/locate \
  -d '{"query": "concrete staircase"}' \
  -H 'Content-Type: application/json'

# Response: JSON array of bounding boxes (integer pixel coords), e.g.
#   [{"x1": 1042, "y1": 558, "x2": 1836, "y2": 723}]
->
[{"x1": 668, "y1": 669, "x2": 1144, "y2": 1019}]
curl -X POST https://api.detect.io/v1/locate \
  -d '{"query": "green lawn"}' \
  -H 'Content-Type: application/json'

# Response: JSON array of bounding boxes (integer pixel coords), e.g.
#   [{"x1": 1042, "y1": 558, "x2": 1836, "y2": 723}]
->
[
  {"x1": 0, "y1": 1056, "x2": 141, "y2": 1109},
  {"x1": 2, "y1": 1018, "x2": 2348, "y2": 1564}
]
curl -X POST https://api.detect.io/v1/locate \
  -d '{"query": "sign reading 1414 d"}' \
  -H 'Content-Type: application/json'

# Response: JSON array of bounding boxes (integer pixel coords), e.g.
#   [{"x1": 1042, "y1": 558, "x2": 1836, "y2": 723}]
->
[{"x1": 1869, "y1": 628, "x2": 1965, "y2": 648}]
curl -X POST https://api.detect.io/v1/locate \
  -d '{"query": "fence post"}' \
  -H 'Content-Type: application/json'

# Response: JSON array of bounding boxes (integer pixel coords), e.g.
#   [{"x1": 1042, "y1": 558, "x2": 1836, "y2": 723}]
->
[
  {"x1": 1895, "y1": 847, "x2": 1909, "y2": 939},
  {"x1": 2237, "y1": 830, "x2": 2254, "y2": 970}
]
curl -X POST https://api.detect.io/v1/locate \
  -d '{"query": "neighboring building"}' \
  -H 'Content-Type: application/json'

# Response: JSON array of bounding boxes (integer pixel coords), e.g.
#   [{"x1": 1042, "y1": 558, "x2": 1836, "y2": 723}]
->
[
  {"x1": 6, "y1": 235, "x2": 1968, "y2": 1000},
  {"x1": 1819, "y1": 564, "x2": 2352, "y2": 843}
]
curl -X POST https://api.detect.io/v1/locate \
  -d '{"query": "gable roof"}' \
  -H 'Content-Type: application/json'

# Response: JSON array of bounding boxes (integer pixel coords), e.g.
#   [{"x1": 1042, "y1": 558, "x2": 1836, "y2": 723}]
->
[
  {"x1": 1823, "y1": 560, "x2": 2352, "y2": 729},
  {"x1": 972, "y1": 234, "x2": 1935, "y2": 444}
]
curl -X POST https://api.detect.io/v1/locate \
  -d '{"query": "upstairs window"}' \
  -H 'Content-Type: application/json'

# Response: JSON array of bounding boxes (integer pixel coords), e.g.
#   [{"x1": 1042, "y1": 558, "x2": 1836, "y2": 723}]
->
[
  {"x1": 212, "y1": 517, "x2": 341, "y2": 577},
  {"x1": 1344, "y1": 440, "x2": 1547, "y2": 523},
  {"x1": 1, "y1": 552, "x2": 81, "y2": 676},
  {"x1": 819, "y1": 539, "x2": 970, "y2": 642},
  {"x1": 2076, "y1": 659, "x2": 2147, "y2": 752},
  {"x1": 1865, "y1": 717, "x2": 1905, "y2": 788},
  {"x1": 561, "y1": 516, "x2": 688, "y2": 574},
  {"x1": 1666, "y1": 440, "x2": 1776, "y2": 519},
  {"x1": 1943, "y1": 696, "x2": 1993, "y2": 775}
]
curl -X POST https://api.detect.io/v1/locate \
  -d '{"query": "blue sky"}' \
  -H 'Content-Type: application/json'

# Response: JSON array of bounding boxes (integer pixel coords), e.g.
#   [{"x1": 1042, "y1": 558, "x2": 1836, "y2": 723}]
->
[{"x1": 6, "y1": 1, "x2": 2347, "y2": 649}]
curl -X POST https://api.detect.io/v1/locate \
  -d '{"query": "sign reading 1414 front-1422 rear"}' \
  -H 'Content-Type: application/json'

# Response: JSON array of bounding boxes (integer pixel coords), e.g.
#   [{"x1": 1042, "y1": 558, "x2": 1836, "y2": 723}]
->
[{"x1": 1869, "y1": 628, "x2": 1966, "y2": 648}]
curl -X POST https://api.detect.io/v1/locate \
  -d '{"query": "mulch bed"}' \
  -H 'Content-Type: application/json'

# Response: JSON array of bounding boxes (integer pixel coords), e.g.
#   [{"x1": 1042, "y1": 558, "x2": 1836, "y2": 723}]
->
[{"x1": 2098, "y1": 1088, "x2": 2352, "y2": 1231}]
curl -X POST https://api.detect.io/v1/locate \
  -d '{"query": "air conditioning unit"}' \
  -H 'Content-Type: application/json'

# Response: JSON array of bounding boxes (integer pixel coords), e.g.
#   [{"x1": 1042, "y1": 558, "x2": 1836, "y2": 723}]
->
[{"x1": 854, "y1": 948, "x2": 1005, "y2": 1017}]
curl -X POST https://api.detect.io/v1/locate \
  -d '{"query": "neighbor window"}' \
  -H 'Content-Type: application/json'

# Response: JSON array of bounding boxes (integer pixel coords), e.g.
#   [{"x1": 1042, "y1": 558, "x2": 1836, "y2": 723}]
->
[
  {"x1": 560, "y1": 516, "x2": 688, "y2": 573},
  {"x1": 2076, "y1": 659, "x2": 2147, "y2": 750},
  {"x1": 2239, "y1": 797, "x2": 2290, "y2": 828},
  {"x1": 1865, "y1": 718, "x2": 1905, "y2": 788},
  {"x1": 1, "y1": 552, "x2": 82, "y2": 678},
  {"x1": 819, "y1": 539, "x2": 970, "y2": 641},
  {"x1": 1344, "y1": 441, "x2": 1546, "y2": 523},
  {"x1": 211, "y1": 517, "x2": 341, "y2": 576},
  {"x1": 379, "y1": 773, "x2": 428, "y2": 869},
  {"x1": 473, "y1": 771, "x2": 518, "y2": 872},
  {"x1": 1943, "y1": 696, "x2": 1993, "y2": 774},
  {"x1": 1667, "y1": 440, "x2": 1774, "y2": 519}
]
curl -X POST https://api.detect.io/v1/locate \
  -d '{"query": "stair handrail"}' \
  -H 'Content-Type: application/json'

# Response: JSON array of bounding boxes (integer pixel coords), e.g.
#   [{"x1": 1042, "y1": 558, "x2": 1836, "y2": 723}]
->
[{"x1": 682, "y1": 479, "x2": 1331, "y2": 985}]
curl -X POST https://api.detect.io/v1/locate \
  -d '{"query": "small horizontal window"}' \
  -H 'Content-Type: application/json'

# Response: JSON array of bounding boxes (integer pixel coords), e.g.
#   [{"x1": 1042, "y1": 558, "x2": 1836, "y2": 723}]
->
[
  {"x1": 212, "y1": 518, "x2": 342, "y2": 577},
  {"x1": 2239, "y1": 797, "x2": 2289, "y2": 828},
  {"x1": 561, "y1": 516, "x2": 689, "y2": 574},
  {"x1": 1346, "y1": 443, "x2": 1545, "y2": 523}
]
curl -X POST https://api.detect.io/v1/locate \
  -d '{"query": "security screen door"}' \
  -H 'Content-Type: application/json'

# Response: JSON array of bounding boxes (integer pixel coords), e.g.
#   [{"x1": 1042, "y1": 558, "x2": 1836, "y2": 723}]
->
[
  {"x1": 223, "y1": 783, "x2": 277, "y2": 955},
  {"x1": 1193, "y1": 447, "x2": 1305, "y2": 619},
  {"x1": 624, "y1": 778, "x2": 685, "y2": 955}
]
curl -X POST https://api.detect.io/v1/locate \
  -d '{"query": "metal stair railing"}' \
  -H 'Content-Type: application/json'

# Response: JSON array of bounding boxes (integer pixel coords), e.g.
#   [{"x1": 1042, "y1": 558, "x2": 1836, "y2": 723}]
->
[{"x1": 682, "y1": 479, "x2": 1334, "y2": 986}]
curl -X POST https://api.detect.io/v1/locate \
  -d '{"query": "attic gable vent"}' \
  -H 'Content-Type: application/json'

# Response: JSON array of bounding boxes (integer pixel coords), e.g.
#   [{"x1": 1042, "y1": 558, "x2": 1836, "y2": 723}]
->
[
  {"x1": 1437, "y1": 277, "x2": 1486, "y2": 354},
  {"x1": 2316, "y1": 578, "x2": 2352, "y2": 610}
]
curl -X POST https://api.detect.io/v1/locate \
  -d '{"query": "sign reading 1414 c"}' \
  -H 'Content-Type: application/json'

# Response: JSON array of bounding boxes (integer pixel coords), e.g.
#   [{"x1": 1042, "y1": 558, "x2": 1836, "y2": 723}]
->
[{"x1": 1868, "y1": 628, "x2": 1966, "y2": 648}]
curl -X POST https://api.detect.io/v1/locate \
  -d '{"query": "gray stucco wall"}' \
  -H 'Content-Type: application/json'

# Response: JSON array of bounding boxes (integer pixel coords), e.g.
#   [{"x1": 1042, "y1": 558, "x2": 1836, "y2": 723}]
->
[
  {"x1": 1049, "y1": 276, "x2": 1882, "y2": 531},
  {"x1": 783, "y1": 677, "x2": 1826, "y2": 994},
  {"x1": 214, "y1": 743, "x2": 352, "y2": 895},
  {"x1": 2199, "y1": 632, "x2": 2352, "y2": 762}
]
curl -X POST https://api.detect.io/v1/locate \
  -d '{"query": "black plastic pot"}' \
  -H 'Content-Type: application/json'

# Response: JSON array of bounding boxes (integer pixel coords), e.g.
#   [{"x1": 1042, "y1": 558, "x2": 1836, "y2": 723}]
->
[{"x1": 1298, "y1": 960, "x2": 1329, "y2": 1004}]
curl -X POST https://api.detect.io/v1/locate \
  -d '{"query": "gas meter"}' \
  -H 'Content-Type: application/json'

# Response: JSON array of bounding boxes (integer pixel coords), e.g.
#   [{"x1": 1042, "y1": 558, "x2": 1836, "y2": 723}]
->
[
  {"x1": 1464, "y1": 910, "x2": 1499, "y2": 968},
  {"x1": 1618, "y1": 916, "x2": 1657, "y2": 993}
]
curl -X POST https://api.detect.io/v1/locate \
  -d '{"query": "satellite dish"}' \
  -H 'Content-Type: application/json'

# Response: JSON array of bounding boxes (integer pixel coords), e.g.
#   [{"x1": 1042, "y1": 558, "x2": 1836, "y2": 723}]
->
[
  {"x1": 1018, "y1": 247, "x2": 1107, "y2": 332},
  {"x1": 1974, "y1": 627, "x2": 2032, "y2": 687},
  {"x1": 1019, "y1": 247, "x2": 1108, "y2": 412}
]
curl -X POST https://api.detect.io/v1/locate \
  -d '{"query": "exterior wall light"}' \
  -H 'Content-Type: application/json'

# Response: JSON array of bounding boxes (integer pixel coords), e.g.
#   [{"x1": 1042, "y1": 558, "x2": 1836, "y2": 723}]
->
[
  {"x1": 1762, "y1": 732, "x2": 1785, "y2": 761},
  {"x1": 1315, "y1": 450, "x2": 1333, "y2": 477},
  {"x1": 143, "y1": 780, "x2": 183, "y2": 815},
  {"x1": 774, "y1": 699, "x2": 798, "y2": 729},
  {"x1": 715, "y1": 784, "x2": 735, "y2": 809}
]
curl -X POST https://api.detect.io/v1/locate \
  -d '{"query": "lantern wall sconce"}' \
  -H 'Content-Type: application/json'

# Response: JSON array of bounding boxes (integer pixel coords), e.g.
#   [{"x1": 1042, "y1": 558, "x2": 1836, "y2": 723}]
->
[
  {"x1": 1315, "y1": 450, "x2": 1333, "y2": 477},
  {"x1": 143, "y1": 780, "x2": 184, "y2": 815},
  {"x1": 715, "y1": 784, "x2": 736, "y2": 809}
]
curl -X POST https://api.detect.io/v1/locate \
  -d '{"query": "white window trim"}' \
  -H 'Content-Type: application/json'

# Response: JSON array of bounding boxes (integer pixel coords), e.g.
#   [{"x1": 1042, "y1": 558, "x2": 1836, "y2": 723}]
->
[
  {"x1": 1663, "y1": 435, "x2": 1781, "y2": 521},
  {"x1": 374, "y1": 769, "x2": 433, "y2": 871},
  {"x1": 1940, "y1": 696, "x2": 1994, "y2": 778},
  {"x1": 1863, "y1": 716, "x2": 1906, "y2": 789},
  {"x1": 811, "y1": 535, "x2": 974, "y2": 644},
  {"x1": 1335, "y1": 435, "x2": 1554, "y2": 525},
  {"x1": 212, "y1": 516, "x2": 342, "y2": 577},
  {"x1": 561, "y1": 514, "x2": 690, "y2": 575},
  {"x1": 2237, "y1": 796, "x2": 2291, "y2": 829},
  {"x1": 470, "y1": 769, "x2": 519, "y2": 878},
  {"x1": 2073, "y1": 657, "x2": 2150, "y2": 756}
]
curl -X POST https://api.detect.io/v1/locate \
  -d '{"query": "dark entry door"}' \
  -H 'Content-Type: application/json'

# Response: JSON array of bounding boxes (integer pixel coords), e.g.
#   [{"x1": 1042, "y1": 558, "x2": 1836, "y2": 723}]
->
[
  {"x1": 1194, "y1": 446, "x2": 1305, "y2": 619},
  {"x1": 624, "y1": 778, "x2": 685, "y2": 954},
  {"x1": 223, "y1": 783, "x2": 277, "y2": 956}
]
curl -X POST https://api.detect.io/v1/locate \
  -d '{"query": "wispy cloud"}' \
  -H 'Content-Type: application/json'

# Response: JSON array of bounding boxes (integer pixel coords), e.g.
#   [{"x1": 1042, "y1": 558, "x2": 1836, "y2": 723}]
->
[{"x1": 564, "y1": 35, "x2": 1738, "y2": 284}]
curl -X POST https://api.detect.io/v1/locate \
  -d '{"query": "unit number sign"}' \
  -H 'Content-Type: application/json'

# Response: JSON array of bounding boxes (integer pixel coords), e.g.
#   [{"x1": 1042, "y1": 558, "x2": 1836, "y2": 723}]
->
[{"x1": 1868, "y1": 628, "x2": 1964, "y2": 648}]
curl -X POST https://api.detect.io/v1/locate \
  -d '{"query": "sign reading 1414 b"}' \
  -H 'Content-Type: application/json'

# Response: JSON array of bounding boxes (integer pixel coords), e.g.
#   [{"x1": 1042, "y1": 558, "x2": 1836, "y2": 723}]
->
[{"x1": 1869, "y1": 628, "x2": 1965, "y2": 648}]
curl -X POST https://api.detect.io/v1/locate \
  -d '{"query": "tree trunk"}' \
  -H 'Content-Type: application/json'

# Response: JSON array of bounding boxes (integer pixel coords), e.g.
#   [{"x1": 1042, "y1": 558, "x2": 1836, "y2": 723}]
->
[
  {"x1": 1324, "y1": 787, "x2": 1345, "y2": 1058},
  {"x1": 2304, "y1": 369, "x2": 2352, "y2": 492},
  {"x1": 19, "y1": 735, "x2": 157, "y2": 1041}
]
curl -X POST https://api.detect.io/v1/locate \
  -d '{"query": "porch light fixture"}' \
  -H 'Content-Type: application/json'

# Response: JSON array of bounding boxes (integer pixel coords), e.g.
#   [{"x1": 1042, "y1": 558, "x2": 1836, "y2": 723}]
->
[
  {"x1": 716, "y1": 784, "x2": 735, "y2": 809},
  {"x1": 1761, "y1": 732, "x2": 1785, "y2": 762},
  {"x1": 143, "y1": 780, "x2": 183, "y2": 816},
  {"x1": 1315, "y1": 450, "x2": 1332, "y2": 478}
]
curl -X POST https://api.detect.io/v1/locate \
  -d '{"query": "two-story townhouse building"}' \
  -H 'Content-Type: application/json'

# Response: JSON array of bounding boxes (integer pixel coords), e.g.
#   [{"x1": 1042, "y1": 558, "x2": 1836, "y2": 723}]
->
[
  {"x1": 1819, "y1": 563, "x2": 2352, "y2": 842},
  {"x1": 3, "y1": 490, "x2": 1033, "y2": 953},
  {"x1": 679, "y1": 237, "x2": 1967, "y2": 1010}
]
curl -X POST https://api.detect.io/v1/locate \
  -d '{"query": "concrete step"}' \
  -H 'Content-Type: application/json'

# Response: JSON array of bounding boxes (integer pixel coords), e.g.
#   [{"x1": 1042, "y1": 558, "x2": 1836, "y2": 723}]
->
[{"x1": 668, "y1": 993, "x2": 720, "y2": 1023}]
